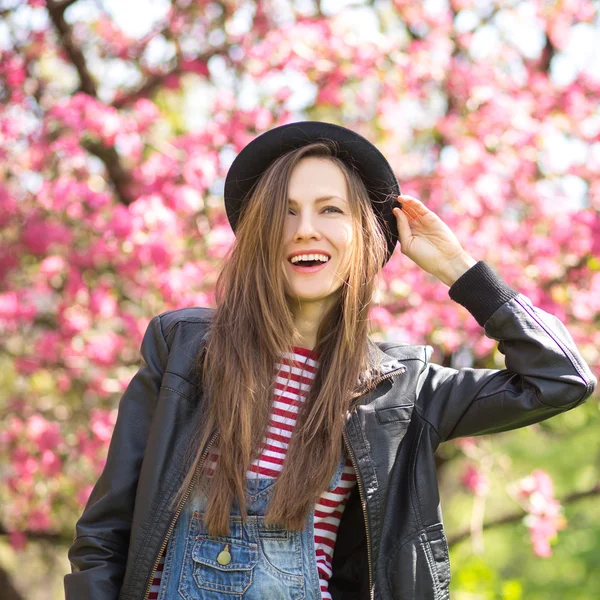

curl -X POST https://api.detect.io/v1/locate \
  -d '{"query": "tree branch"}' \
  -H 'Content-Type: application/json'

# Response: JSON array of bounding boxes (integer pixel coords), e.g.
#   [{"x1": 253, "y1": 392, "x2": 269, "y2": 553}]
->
[
  {"x1": 51, "y1": 0, "x2": 80, "y2": 16},
  {"x1": 45, "y1": 1, "x2": 137, "y2": 204},
  {"x1": 112, "y1": 43, "x2": 230, "y2": 109},
  {"x1": 0, "y1": 523, "x2": 72, "y2": 545},
  {"x1": 447, "y1": 481, "x2": 600, "y2": 548},
  {"x1": 540, "y1": 36, "x2": 556, "y2": 74},
  {"x1": 80, "y1": 138, "x2": 134, "y2": 205},
  {"x1": 46, "y1": 0, "x2": 97, "y2": 97}
]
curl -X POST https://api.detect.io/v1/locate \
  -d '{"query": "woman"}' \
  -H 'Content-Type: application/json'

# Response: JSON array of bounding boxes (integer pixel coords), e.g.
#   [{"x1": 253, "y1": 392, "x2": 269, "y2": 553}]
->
[{"x1": 65, "y1": 121, "x2": 597, "y2": 600}]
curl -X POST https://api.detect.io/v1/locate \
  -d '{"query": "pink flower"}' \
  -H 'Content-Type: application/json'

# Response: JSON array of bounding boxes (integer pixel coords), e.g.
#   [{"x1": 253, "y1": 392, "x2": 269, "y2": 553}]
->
[
  {"x1": 27, "y1": 508, "x2": 51, "y2": 532},
  {"x1": 90, "y1": 408, "x2": 117, "y2": 444},
  {"x1": 35, "y1": 331, "x2": 63, "y2": 363},
  {"x1": 86, "y1": 332, "x2": 123, "y2": 366},
  {"x1": 516, "y1": 470, "x2": 565, "y2": 557},
  {"x1": 89, "y1": 288, "x2": 118, "y2": 319},
  {"x1": 76, "y1": 485, "x2": 94, "y2": 507},
  {"x1": 8, "y1": 530, "x2": 27, "y2": 551},
  {"x1": 21, "y1": 219, "x2": 73, "y2": 255},
  {"x1": 369, "y1": 307, "x2": 395, "y2": 330},
  {"x1": 60, "y1": 305, "x2": 92, "y2": 336},
  {"x1": 455, "y1": 437, "x2": 478, "y2": 453},
  {"x1": 460, "y1": 464, "x2": 489, "y2": 496},
  {"x1": 40, "y1": 450, "x2": 62, "y2": 477},
  {"x1": 39, "y1": 255, "x2": 67, "y2": 278},
  {"x1": 26, "y1": 415, "x2": 62, "y2": 453},
  {"x1": 0, "y1": 417, "x2": 24, "y2": 446}
]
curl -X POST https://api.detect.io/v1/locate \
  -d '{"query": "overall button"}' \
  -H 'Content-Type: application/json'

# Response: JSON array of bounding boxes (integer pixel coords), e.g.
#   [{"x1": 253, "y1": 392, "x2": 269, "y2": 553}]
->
[{"x1": 216, "y1": 544, "x2": 231, "y2": 565}]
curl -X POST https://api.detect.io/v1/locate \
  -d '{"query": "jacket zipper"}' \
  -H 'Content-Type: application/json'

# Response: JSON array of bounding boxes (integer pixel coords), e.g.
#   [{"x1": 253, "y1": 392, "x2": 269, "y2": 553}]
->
[
  {"x1": 342, "y1": 429, "x2": 373, "y2": 600},
  {"x1": 343, "y1": 365, "x2": 406, "y2": 600},
  {"x1": 142, "y1": 430, "x2": 219, "y2": 600},
  {"x1": 349, "y1": 365, "x2": 406, "y2": 402}
]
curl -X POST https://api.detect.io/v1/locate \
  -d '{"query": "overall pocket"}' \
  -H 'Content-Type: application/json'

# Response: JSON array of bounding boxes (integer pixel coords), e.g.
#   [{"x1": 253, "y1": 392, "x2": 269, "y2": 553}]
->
[
  {"x1": 178, "y1": 512, "x2": 259, "y2": 599},
  {"x1": 192, "y1": 538, "x2": 258, "y2": 594}
]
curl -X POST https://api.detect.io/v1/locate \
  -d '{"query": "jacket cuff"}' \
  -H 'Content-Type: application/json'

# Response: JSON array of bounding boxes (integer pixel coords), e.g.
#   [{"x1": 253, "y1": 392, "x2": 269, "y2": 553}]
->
[{"x1": 448, "y1": 261, "x2": 519, "y2": 327}]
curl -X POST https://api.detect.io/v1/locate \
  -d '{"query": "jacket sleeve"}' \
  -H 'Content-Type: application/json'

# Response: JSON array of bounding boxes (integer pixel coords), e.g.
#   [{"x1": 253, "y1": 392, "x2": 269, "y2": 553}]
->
[
  {"x1": 415, "y1": 261, "x2": 597, "y2": 443},
  {"x1": 64, "y1": 315, "x2": 168, "y2": 599}
]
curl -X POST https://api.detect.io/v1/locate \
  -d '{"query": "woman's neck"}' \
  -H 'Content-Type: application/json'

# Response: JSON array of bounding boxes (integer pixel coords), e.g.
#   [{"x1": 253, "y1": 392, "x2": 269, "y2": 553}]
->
[{"x1": 288, "y1": 293, "x2": 338, "y2": 351}]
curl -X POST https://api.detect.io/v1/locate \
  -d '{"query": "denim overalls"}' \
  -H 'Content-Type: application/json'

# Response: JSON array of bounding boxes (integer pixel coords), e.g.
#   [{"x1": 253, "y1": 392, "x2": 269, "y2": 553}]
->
[{"x1": 157, "y1": 454, "x2": 348, "y2": 600}]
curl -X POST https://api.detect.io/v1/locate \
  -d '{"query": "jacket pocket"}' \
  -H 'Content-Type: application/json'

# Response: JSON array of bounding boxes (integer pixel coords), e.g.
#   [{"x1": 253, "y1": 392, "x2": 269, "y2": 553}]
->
[{"x1": 375, "y1": 403, "x2": 413, "y2": 424}]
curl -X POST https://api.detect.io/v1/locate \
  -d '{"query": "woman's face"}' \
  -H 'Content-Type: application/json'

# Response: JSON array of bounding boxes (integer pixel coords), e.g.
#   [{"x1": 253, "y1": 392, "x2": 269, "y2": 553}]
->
[{"x1": 282, "y1": 157, "x2": 354, "y2": 304}]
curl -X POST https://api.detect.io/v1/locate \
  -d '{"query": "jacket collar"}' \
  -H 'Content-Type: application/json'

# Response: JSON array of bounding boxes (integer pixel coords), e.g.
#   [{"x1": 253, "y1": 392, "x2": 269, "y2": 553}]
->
[{"x1": 350, "y1": 338, "x2": 406, "y2": 398}]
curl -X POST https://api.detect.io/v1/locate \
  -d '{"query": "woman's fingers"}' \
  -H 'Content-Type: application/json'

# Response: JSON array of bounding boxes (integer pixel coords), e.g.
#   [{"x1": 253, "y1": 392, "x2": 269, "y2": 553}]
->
[
  {"x1": 392, "y1": 203, "x2": 414, "y2": 250},
  {"x1": 397, "y1": 195, "x2": 427, "y2": 220}
]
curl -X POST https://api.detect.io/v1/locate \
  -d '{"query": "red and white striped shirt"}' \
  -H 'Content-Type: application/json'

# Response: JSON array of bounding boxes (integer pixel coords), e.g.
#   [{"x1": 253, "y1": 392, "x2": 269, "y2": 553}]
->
[{"x1": 149, "y1": 346, "x2": 357, "y2": 600}]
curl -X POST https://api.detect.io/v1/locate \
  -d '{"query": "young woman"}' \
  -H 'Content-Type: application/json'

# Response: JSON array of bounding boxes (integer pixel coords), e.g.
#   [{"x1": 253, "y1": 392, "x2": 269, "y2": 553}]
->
[{"x1": 65, "y1": 121, "x2": 597, "y2": 600}]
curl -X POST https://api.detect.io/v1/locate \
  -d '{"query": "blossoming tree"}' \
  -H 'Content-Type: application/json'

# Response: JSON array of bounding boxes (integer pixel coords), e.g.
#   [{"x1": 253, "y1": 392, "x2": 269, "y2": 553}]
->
[{"x1": 1, "y1": 0, "x2": 599, "y2": 598}]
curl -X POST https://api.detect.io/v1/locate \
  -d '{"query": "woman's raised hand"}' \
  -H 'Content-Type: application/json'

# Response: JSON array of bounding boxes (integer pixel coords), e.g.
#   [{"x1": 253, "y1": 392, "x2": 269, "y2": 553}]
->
[{"x1": 392, "y1": 195, "x2": 477, "y2": 287}]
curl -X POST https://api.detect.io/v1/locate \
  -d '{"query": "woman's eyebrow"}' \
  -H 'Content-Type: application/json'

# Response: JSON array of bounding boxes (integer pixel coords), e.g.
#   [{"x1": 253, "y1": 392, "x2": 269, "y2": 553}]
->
[{"x1": 288, "y1": 196, "x2": 348, "y2": 205}]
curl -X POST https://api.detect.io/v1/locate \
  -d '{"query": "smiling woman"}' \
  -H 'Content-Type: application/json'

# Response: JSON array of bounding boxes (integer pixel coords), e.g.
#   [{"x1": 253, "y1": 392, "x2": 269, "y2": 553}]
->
[
  {"x1": 66, "y1": 121, "x2": 596, "y2": 600},
  {"x1": 175, "y1": 137, "x2": 391, "y2": 539}
]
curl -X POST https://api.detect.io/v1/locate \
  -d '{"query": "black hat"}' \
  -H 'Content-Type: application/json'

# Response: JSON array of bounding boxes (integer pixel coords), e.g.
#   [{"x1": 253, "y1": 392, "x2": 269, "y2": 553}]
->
[{"x1": 223, "y1": 121, "x2": 401, "y2": 264}]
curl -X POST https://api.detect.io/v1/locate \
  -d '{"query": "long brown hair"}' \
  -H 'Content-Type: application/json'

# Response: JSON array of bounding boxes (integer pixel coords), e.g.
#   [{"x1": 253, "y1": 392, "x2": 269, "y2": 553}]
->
[{"x1": 171, "y1": 140, "x2": 390, "y2": 535}]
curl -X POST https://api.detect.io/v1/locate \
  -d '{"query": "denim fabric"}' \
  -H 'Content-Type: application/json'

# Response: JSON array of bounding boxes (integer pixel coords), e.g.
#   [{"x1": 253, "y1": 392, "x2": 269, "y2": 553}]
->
[{"x1": 157, "y1": 457, "x2": 347, "y2": 600}]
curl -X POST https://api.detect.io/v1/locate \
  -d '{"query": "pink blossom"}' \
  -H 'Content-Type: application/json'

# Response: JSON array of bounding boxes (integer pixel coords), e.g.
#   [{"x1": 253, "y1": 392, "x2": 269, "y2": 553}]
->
[
  {"x1": 86, "y1": 332, "x2": 123, "y2": 366},
  {"x1": 180, "y1": 60, "x2": 209, "y2": 77},
  {"x1": 89, "y1": 288, "x2": 118, "y2": 318},
  {"x1": 35, "y1": 331, "x2": 63, "y2": 363},
  {"x1": 517, "y1": 469, "x2": 555, "y2": 502},
  {"x1": 370, "y1": 307, "x2": 395, "y2": 330},
  {"x1": 27, "y1": 508, "x2": 52, "y2": 532},
  {"x1": 455, "y1": 437, "x2": 478, "y2": 453},
  {"x1": 205, "y1": 224, "x2": 235, "y2": 259},
  {"x1": 26, "y1": 415, "x2": 63, "y2": 453},
  {"x1": 14, "y1": 356, "x2": 41, "y2": 375},
  {"x1": 460, "y1": 464, "x2": 489, "y2": 496},
  {"x1": 8, "y1": 530, "x2": 27, "y2": 551},
  {"x1": 132, "y1": 98, "x2": 160, "y2": 131},
  {"x1": 40, "y1": 450, "x2": 62, "y2": 477},
  {"x1": 0, "y1": 417, "x2": 24, "y2": 445},
  {"x1": 90, "y1": 408, "x2": 117, "y2": 444},
  {"x1": 56, "y1": 372, "x2": 72, "y2": 392},
  {"x1": 39, "y1": 255, "x2": 67, "y2": 278},
  {"x1": 516, "y1": 470, "x2": 565, "y2": 556},
  {"x1": 77, "y1": 485, "x2": 94, "y2": 507},
  {"x1": 0, "y1": 291, "x2": 19, "y2": 321},
  {"x1": 105, "y1": 204, "x2": 135, "y2": 239},
  {"x1": 60, "y1": 305, "x2": 92, "y2": 336},
  {"x1": 531, "y1": 534, "x2": 552, "y2": 557},
  {"x1": 22, "y1": 218, "x2": 73, "y2": 255}
]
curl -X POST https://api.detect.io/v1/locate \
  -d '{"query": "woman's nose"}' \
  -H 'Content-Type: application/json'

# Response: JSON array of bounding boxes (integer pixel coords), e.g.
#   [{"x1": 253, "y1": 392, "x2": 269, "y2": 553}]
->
[{"x1": 293, "y1": 212, "x2": 321, "y2": 240}]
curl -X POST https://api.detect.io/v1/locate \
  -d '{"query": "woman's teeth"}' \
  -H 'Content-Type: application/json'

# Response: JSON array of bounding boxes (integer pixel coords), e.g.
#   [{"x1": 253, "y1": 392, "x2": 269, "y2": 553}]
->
[{"x1": 289, "y1": 254, "x2": 330, "y2": 264}]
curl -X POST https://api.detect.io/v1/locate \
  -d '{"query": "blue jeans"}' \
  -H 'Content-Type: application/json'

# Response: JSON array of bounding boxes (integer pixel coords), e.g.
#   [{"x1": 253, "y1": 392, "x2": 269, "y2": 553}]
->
[{"x1": 157, "y1": 458, "x2": 347, "y2": 600}]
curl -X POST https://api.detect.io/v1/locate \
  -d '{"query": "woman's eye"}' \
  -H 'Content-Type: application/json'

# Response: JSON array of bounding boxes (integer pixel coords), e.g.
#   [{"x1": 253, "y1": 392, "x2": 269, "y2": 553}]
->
[{"x1": 287, "y1": 207, "x2": 342, "y2": 215}]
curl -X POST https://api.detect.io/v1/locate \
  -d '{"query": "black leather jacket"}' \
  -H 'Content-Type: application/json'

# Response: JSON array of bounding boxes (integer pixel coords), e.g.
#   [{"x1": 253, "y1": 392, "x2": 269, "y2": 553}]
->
[{"x1": 65, "y1": 262, "x2": 597, "y2": 600}]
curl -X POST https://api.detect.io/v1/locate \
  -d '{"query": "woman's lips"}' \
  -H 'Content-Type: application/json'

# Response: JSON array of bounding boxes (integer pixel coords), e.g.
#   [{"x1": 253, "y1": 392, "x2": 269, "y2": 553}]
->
[{"x1": 288, "y1": 260, "x2": 330, "y2": 274}]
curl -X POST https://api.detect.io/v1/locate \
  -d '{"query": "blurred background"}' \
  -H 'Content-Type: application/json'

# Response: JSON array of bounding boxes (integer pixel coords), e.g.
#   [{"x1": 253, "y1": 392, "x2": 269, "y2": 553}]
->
[{"x1": 1, "y1": 0, "x2": 599, "y2": 598}]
